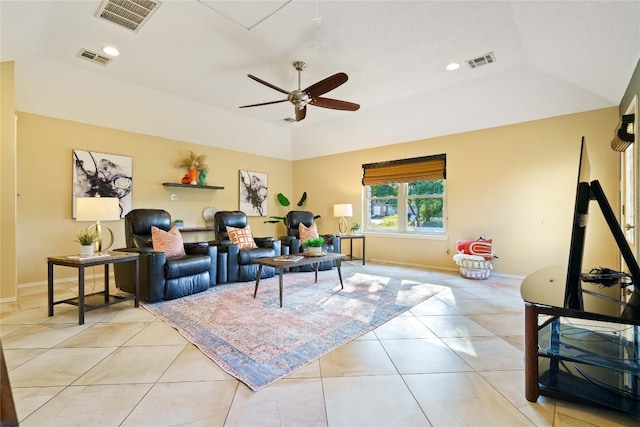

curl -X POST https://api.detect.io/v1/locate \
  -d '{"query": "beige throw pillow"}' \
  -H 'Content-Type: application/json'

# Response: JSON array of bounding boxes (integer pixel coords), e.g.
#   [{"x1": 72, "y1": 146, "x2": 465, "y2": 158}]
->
[
  {"x1": 151, "y1": 226, "x2": 186, "y2": 257},
  {"x1": 299, "y1": 222, "x2": 320, "y2": 241},
  {"x1": 226, "y1": 225, "x2": 258, "y2": 249}
]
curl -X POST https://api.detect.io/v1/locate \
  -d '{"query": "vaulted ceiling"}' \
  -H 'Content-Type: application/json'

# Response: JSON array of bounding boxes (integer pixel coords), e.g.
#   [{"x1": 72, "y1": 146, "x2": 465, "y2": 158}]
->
[{"x1": 2, "y1": 1, "x2": 639, "y2": 160}]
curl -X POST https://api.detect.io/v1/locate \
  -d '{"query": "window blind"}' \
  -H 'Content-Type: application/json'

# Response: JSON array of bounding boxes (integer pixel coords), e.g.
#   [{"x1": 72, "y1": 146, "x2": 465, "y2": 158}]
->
[{"x1": 362, "y1": 154, "x2": 446, "y2": 185}]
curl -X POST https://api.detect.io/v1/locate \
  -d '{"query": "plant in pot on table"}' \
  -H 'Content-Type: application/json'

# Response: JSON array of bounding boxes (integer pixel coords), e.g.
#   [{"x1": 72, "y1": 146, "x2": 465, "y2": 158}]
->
[
  {"x1": 304, "y1": 237, "x2": 325, "y2": 256},
  {"x1": 74, "y1": 229, "x2": 99, "y2": 257},
  {"x1": 350, "y1": 222, "x2": 361, "y2": 234}
]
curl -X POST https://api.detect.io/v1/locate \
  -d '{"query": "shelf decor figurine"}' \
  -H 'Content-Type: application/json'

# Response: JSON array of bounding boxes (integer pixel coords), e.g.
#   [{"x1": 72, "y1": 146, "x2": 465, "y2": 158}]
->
[
  {"x1": 177, "y1": 151, "x2": 209, "y2": 185},
  {"x1": 198, "y1": 169, "x2": 207, "y2": 186}
]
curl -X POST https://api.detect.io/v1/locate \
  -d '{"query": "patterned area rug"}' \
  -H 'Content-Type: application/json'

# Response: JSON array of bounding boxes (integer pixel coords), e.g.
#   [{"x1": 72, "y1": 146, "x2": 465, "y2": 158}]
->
[{"x1": 142, "y1": 269, "x2": 443, "y2": 390}]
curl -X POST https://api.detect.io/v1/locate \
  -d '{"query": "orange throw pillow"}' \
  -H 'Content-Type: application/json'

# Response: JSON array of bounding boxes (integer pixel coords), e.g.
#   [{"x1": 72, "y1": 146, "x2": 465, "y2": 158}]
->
[
  {"x1": 151, "y1": 226, "x2": 186, "y2": 257},
  {"x1": 299, "y1": 222, "x2": 320, "y2": 241},
  {"x1": 226, "y1": 225, "x2": 257, "y2": 249}
]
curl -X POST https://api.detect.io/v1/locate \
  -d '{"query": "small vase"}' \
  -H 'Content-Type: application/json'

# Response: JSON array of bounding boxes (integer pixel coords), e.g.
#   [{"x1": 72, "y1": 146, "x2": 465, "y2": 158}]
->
[
  {"x1": 79, "y1": 245, "x2": 94, "y2": 257},
  {"x1": 198, "y1": 169, "x2": 207, "y2": 186},
  {"x1": 181, "y1": 174, "x2": 190, "y2": 184},
  {"x1": 188, "y1": 168, "x2": 197, "y2": 185}
]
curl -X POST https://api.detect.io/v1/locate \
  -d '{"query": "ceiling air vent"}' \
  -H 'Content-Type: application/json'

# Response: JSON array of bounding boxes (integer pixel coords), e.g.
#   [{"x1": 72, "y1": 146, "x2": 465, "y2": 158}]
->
[
  {"x1": 96, "y1": 0, "x2": 162, "y2": 33},
  {"x1": 78, "y1": 49, "x2": 112, "y2": 66},
  {"x1": 466, "y1": 52, "x2": 496, "y2": 69}
]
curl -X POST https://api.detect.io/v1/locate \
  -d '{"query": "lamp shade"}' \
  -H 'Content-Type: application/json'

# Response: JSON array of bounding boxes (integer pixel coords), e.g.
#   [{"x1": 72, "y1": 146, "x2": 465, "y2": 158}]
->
[
  {"x1": 333, "y1": 203, "x2": 353, "y2": 217},
  {"x1": 76, "y1": 197, "x2": 120, "y2": 221}
]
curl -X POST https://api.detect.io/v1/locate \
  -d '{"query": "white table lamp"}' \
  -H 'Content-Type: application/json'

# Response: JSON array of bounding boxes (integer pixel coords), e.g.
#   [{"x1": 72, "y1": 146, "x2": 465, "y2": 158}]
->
[
  {"x1": 76, "y1": 196, "x2": 120, "y2": 252},
  {"x1": 333, "y1": 203, "x2": 353, "y2": 235}
]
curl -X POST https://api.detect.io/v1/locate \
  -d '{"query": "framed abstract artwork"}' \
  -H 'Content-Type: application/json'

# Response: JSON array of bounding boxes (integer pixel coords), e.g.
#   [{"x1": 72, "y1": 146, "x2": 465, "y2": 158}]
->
[
  {"x1": 239, "y1": 170, "x2": 267, "y2": 216},
  {"x1": 72, "y1": 149, "x2": 133, "y2": 218}
]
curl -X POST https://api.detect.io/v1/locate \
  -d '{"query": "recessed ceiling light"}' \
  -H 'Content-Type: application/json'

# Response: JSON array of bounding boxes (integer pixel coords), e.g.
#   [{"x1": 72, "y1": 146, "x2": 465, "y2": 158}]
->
[
  {"x1": 102, "y1": 46, "x2": 120, "y2": 57},
  {"x1": 446, "y1": 62, "x2": 460, "y2": 71}
]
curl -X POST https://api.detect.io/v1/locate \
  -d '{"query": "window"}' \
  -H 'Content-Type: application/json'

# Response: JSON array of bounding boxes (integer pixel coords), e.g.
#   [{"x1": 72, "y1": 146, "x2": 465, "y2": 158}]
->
[{"x1": 362, "y1": 154, "x2": 446, "y2": 235}]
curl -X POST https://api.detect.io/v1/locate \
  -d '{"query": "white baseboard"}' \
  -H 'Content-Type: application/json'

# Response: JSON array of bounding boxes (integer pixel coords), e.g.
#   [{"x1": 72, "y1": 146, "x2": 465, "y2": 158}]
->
[{"x1": 364, "y1": 258, "x2": 525, "y2": 280}]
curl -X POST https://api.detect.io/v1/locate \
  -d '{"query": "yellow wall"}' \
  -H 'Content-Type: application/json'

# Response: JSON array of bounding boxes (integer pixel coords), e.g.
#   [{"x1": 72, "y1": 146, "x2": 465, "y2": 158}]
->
[
  {"x1": 16, "y1": 113, "x2": 292, "y2": 285},
  {"x1": 294, "y1": 108, "x2": 620, "y2": 277},
  {"x1": 1, "y1": 61, "x2": 17, "y2": 302},
  {"x1": 13, "y1": 107, "x2": 620, "y2": 286}
]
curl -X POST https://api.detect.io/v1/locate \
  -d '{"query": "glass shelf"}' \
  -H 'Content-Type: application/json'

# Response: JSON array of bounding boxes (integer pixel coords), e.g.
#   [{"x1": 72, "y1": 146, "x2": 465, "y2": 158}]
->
[
  {"x1": 538, "y1": 318, "x2": 639, "y2": 374},
  {"x1": 526, "y1": 303, "x2": 640, "y2": 416}
]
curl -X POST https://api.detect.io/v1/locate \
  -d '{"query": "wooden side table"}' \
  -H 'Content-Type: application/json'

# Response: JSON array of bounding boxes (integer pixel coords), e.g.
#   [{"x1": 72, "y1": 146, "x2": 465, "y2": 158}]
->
[
  {"x1": 48, "y1": 252, "x2": 140, "y2": 325},
  {"x1": 339, "y1": 234, "x2": 365, "y2": 265}
]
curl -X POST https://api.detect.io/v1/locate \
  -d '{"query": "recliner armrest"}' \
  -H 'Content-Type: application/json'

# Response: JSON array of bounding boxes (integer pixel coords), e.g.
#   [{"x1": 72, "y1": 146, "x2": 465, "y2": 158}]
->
[
  {"x1": 255, "y1": 238, "x2": 281, "y2": 256},
  {"x1": 113, "y1": 246, "x2": 155, "y2": 254},
  {"x1": 184, "y1": 242, "x2": 209, "y2": 255},
  {"x1": 254, "y1": 236, "x2": 275, "y2": 245}
]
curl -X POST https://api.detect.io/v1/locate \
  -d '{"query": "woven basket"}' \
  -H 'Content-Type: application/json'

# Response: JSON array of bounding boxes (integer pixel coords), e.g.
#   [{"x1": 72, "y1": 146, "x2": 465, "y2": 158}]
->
[{"x1": 453, "y1": 254, "x2": 493, "y2": 280}]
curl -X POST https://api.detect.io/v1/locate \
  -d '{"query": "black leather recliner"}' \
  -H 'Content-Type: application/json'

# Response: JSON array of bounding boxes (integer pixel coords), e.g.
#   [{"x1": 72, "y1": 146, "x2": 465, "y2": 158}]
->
[
  {"x1": 281, "y1": 210, "x2": 341, "y2": 271},
  {"x1": 113, "y1": 209, "x2": 217, "y2": 302},
  {"x1": 210, "y1": 210, "x2": 281, "y2": 282}
]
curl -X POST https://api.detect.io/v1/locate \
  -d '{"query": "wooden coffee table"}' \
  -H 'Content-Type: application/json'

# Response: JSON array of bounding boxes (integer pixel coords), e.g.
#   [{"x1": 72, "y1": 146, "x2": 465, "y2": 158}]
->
[{"x1": 253, "y1": 252, "x2": 345, "y2": 307}]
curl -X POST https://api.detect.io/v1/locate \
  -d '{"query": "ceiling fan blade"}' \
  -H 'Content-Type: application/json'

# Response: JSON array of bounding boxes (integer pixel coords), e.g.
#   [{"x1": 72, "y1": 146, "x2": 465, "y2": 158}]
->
[
  {"x1": 310, "y1": 97, "x2": 360, "y2": 111},
  {"x1": 247, "y1": 74, "x2": 290, "y2": 95},
  {"x1": 304, "y1": 72, "x2": 348, "y2": 98},
  {"x1": 239, "y1": 99, "x2": 288, "y2": 108},
  {"x1": 295, "y1": 107, "x2": 307, "y2": 121}
]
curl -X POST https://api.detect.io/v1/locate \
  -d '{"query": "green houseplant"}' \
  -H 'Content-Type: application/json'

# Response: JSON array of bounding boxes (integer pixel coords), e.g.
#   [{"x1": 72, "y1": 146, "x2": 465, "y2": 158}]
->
[
  {"x1": 350, "y1": 222, "x2": 361, "y2": 234},
  {"x1": 264, "y1": 192, "x2": 320, "y2": 226},
  {"x1": 75, "y1": 229, "x2": 99, "y2": 245},
  {"x1": 304, "y1": 237, "x2": 325, "y2": 256},
  {"x1": 74, "y1": 229, "x2": 99, "y2": 257}
]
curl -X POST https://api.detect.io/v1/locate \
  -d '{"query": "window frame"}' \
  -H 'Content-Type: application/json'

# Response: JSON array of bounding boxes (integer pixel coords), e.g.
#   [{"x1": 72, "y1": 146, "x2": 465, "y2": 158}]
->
[{"x1": 363, "y1": 179, "x2": 447, "y2": 236}]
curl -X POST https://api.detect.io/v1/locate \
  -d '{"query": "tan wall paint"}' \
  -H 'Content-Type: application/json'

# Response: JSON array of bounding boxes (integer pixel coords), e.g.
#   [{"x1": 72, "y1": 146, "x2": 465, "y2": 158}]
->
[
  {"x1": 16, "y1": 113, "x2": 292, "y2": 285},
  {"x1": 1, "y1": 61, "x2": 17, "y2": 302},
  {"x1": 293, "y1": 108, "x2": 620, "y2": 277},
  {"x1": 13, "y1": 107, "x2": 620, "y2": 286}
]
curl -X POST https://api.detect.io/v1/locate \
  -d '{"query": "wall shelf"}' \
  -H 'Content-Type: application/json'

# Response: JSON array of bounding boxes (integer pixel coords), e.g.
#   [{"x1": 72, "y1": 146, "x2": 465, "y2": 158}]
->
[{"x1": 162, "y1": 183, "x2": 224, "y2": 190}]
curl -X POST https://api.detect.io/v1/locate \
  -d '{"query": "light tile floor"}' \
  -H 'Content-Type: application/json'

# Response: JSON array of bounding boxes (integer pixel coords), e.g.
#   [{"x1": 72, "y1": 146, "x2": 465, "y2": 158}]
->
[{"x1": 2, "y1": 262, "x2": 639, "y2": 426}]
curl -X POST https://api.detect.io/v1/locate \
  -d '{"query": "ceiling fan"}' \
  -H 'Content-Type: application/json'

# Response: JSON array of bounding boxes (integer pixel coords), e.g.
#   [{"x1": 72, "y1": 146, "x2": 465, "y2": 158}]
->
[{"x1": 239, "y1": 61, "x2": 360, "y2": 122}]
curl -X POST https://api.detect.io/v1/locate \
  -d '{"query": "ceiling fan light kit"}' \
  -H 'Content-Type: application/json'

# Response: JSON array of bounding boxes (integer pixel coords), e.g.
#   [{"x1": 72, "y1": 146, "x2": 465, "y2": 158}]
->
[{"x1": 239, "y1": 61, "x2": 360, "y2": 122}]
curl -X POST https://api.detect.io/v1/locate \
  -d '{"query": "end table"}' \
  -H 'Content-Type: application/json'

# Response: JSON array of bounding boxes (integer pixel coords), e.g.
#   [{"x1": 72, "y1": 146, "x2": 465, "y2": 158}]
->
[
  {"x1": 339, "y1": 234, "x2": 365, "y2": 265},
  {"x1": 48, "y1": 252, "x2": 139, "y2": 325}
]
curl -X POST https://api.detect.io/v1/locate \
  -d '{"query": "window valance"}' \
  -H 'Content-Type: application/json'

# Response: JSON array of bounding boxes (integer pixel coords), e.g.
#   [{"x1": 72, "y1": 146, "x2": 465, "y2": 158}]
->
[{"x1": 362, "y1": 154, "x2": 446, "y2": 185}]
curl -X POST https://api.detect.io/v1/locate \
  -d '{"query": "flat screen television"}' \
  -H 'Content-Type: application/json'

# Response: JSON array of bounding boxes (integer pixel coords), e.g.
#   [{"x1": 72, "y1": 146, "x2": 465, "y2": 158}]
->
[{"x1": 563, "y1": 137, "x2": 640, "y2": 320}]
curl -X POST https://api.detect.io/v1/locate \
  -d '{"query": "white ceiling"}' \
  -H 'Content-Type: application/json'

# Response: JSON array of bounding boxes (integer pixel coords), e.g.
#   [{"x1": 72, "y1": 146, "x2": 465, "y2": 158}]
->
[{"x1": 1, "y1": 0, "x2": 639, "y2": 160}]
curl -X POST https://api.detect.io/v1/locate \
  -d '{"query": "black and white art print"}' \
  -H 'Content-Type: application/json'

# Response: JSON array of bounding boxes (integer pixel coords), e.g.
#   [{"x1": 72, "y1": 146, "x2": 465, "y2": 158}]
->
[
  {"x1": 239, "y1": 170, "x2": 267, "y2": 216},
  {"x1": 73, "y1": 149, "x2": 133, "y2": 218}
]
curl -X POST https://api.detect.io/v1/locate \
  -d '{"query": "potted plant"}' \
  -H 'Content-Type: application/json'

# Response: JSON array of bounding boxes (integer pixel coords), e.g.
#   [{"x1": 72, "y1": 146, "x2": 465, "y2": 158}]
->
[
  {"x1": 74, "y1": 229, "x2": 99, "y2": 257},
  {"x1": 263, "y1": 192, "x2": 319, "y2": 226},
  {"x1": 173, "y1": 219, "x2": 184, "y2": 229},
  {"x1": 304, "y1": 237, "x2": 325, "y2": 256},
  {"x1": 350, "y1": 222, "x2": 361, "y2": 234}
]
